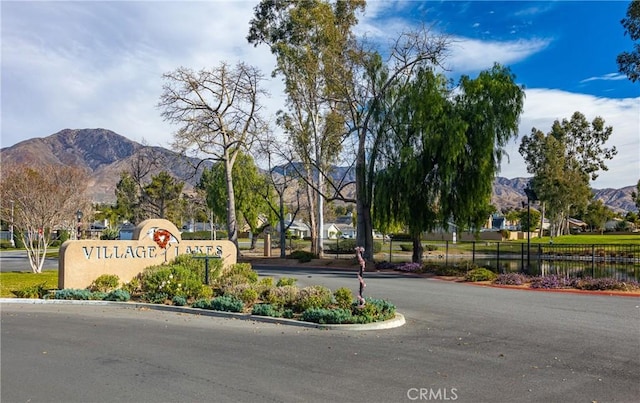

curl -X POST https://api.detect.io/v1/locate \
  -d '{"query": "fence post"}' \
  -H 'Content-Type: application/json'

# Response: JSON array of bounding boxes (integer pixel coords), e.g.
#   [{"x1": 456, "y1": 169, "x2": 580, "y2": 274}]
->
[
  {"x1": 496, "y1": 242, "x2": 500, "y2": 272},
  {"x1": 445, "y1": 241, "x2": 449, "y2": 267},
  {"x1": 389, "y1": 238, "x2": 393, "y2": 262},
  {"x1": 521, "y1": 243, "x2": 525, "y2": 273},
  {"x1": 472, "y1": 241, "x2": 476, "y2": 264},
  {"x1": 591, "y1": 244, "x2": 595, "y2": 278}
]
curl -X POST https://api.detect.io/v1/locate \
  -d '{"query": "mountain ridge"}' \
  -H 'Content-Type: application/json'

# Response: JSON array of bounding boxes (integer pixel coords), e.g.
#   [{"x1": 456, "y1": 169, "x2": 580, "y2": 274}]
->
[{"x1": 1, "y1": 128, "x2": 637, "y2": 213}]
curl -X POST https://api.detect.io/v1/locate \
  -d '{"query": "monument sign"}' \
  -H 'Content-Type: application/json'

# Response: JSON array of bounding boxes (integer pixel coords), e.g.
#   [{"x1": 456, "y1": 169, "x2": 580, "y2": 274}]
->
[{"x1": 59, "y1": 219, "x2": 237, "y2": 289}]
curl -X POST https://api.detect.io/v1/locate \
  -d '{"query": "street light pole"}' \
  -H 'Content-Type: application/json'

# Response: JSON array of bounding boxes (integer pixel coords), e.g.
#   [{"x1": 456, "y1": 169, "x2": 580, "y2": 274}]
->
[{"x1": 76, "y1": 210, "x2": 83, "y2": 240}]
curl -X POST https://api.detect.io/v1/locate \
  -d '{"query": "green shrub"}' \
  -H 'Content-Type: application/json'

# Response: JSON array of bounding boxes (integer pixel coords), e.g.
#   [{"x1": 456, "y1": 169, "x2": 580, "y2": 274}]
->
[
  {"x1": 143, "y1": 292, "x2": 169, "y2": 304},
  {"x1": 191, "y1": 298, "x2": 212, "y2": 309},
  {"x1": 282, "y1": 309, "x2": 294, "y2": 319},
  {"x1": 288, "y1": 250, "x2": 316, "y2": 262},
  {"x1": 333, "y1": 287, "x2": 354, "y2": 310},
  {"x1": 464, "y1": 268, "x2": 498, "y2": 282},
  {"x1": 104, "y1": 289, "x2": 131, "y2": 302},
  {"x1": 54, "y1": 289, "x2": 92, "y2": 300},
  {"x1": 210, "y1": 296, "x2": 244, "y2": 312},
  {"x1": 276, "y1": 277, "x2": 297, "y2": 287},
  {"x1": 0, "y1": 240, "x2": 14, "y2": 249},
  {"x1": 295, "y1": 285, "x2": 333, "y2": 311},
  {"x1": 302, "y1": 308, "x2": 353, "y2": 324},
  {"x1": 100, "y1": 228, "x2": 119, "y2": 240},
  {"x1": 351, "y1": 298, "x2": 396, "y2": 323},
  {"x1": 264, "y1": 285, "x2": 299, "y2": 308},
  {"x1": 89, "y1": 274, "x2": 120, "y2": 293},
  {"x1": 122, "y1": 277, "x2": 142, "y2": 296},
  {"x1": 13, "y1": 282, "x2": 49, "y2": 299},
  {"x1": 325, "y1": 239, "x2": 382, "y2": 254},
  {"x1": 172, "y1": 295, "x2": 187, "y2": 306},
  {"x1": 251, "y1": 303, "x2": 281, "y2": 317},
  {"x1": 399, "y1": 243, "x2": 413, "y2": 252},
  {"x1": 90, "y1": 291, "x2": 108, "y2": 300}
]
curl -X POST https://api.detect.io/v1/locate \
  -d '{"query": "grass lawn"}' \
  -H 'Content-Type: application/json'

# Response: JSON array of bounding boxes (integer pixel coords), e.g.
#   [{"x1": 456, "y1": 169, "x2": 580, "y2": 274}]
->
[
  {"x1": 528, "y1": 234, "x2": 640, "y2": 245},
  {"x1": 0, "y1": 270, "x2": 58, "y2": 298}
]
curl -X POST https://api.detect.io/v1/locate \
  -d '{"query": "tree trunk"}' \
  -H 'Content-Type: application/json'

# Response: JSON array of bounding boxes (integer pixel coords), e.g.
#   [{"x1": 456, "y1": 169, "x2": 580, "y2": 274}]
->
[
  {"x1": 355, "y1": 129, "x2": 374, "y2": 261},
  {"x1": 411, "y1": 234, "x2": 423, "y2": 264},
  {"x1": 223, "y1": 159, "x2": 239, "y2": 256},
  {"x1": 279, "y1": 192, "x2": 287, "y2": 258}
]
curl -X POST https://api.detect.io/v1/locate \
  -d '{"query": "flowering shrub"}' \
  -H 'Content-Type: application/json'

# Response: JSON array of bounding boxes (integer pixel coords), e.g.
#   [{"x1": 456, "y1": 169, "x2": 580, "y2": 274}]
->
[
  {"x1": 374, "y1": 261, "x2": 397, "y2": 271},
  {"x1": 494, "y1": 273, "x2": 529, "y2": 285},
  {"x1": 574, "y1": 277, "x2": 640, "y2": 291},
  {"x1": 264, "y1": 285, "x2": 299, "y2": 308},
  {"x1": 140, "y1": 265, "x2": 210, "y2": 302},
  {"x1": 530, "y1": 275, "x2": 578, "y2": 289},
  {"x1": 295, "y1": 285, "x2": 333, "y2": 311},
  {"x1": 395, "y1": 262, "x2": 422, "y2": 273}
]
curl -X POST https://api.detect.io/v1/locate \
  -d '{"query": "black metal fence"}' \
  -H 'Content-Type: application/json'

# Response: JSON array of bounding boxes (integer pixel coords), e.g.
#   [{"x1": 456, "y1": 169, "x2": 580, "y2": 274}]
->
[{"x1": 385, "y1": 240, "x2": 640, "y2": 281}]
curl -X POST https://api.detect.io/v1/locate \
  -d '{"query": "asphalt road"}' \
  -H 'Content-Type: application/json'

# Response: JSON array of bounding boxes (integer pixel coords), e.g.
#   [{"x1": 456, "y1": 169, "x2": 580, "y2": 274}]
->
[
  {"x1": 0, "y1": 250, "x2": 58, "y2": 272},
  {"x1": 2, "y1": 265, "x2": 639, "y2": 403}
]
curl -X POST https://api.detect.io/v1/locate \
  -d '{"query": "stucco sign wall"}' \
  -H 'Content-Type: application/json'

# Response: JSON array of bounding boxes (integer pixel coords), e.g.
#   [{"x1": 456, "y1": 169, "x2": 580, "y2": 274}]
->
[{"x1": 59, "y1": 219, "x2": 237, "y2": 289}]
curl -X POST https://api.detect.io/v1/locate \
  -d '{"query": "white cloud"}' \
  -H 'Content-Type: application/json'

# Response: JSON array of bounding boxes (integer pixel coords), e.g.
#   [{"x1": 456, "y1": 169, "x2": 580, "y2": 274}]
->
[
  {"x1": 500, "y1": 89, "x2": 640, "y2": 189},
  {"x1": 445, "y1": 36, "x2": 551, "y2": 72},
  {"x1": 580, "y1": 73, "x2": 627, "y2": 83}
]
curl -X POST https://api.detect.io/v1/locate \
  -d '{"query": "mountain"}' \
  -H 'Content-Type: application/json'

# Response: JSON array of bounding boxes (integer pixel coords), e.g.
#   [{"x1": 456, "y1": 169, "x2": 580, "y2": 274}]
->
[
  {"x1": 0, "y1": 128, "x2": 203, "y2": 203},
  {"x1": 1, "y1": 128, "x2": 637, "y2": 213}
]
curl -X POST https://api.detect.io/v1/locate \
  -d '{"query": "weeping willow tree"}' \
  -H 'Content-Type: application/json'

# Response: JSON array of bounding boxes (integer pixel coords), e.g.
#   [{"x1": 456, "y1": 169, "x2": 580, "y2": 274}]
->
[{"x1": 374, "y1": 64, "x2": 524, "y2": 263}]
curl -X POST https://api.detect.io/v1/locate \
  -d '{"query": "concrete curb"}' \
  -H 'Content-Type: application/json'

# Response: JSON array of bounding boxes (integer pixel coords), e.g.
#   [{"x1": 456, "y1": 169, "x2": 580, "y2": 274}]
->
[{"x1": 0, "y1": 298, "x2": 406, "y2": 331}]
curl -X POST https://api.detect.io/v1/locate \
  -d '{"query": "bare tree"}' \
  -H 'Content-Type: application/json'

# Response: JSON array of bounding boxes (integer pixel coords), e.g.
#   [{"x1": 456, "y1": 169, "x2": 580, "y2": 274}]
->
[
  {"x1": 158, "y1": 62, "x2": 269, "y2": 252},
  {"x1": 0, "y1": 164, "x2": 90, "y2": 273}
]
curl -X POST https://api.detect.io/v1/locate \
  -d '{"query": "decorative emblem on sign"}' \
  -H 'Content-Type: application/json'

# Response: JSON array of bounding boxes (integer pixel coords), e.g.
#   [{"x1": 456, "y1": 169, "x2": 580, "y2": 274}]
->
[
  {"x1": 146, "y1": 228, "x2": 178, "y2": 250},
  {"x1": 153, "y1": 229, "x2": 173, "y2": 249}
]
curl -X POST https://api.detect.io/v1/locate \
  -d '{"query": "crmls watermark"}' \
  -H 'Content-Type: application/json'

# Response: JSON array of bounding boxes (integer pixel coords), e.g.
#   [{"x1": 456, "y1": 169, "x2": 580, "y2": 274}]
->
[{"x1": 407, "y1": 388, "x2": 458, "y2": 401}]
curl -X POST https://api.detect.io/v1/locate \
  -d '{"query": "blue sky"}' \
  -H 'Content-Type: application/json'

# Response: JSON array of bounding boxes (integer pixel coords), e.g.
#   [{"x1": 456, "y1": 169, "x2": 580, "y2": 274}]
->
[{"x1": 2, "y1": 1, "x2": 638, "y2": 189}]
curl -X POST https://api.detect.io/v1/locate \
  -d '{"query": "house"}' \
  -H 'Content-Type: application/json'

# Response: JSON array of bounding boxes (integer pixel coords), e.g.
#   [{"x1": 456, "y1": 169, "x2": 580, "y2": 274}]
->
[
  {"x1": 324, "y1": 213, "x2": 357, "y2": 239},
  {"x1": 278, "y1": 214, "x2": 310, "y2": 239}
]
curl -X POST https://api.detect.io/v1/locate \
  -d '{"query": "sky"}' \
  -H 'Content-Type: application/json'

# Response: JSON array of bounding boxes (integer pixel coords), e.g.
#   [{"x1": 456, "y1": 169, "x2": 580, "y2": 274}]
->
[{"x1": 1, "y1": 0, "x2": 639, "y2": 189}]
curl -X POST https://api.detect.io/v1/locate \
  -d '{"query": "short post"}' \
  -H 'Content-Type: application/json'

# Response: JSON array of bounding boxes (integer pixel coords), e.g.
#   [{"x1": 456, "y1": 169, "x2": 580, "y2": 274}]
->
[{"x1": 264, "y1": 233, "x2": 271, "y2": 257}]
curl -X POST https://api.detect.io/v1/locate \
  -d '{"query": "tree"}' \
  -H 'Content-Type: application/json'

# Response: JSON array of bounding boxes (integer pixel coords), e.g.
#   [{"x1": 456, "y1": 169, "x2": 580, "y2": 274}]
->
[
  {"x1": 142, "y1": 171, "x2": 184, "y2": 221},
  {"x1": 584, "y1": 199, "x2": 613, "y2": 234},
  {"x1": 159, "y1": 63, "x2": 269, "y2": 253},
  {"x1": 517, "y1": 208, "x2": 541, "y2": 232},
  {"x1": 199, "y1": 152, "x2": 276, "y2": 249},
  {"x1": 248, "y1": 0, "x2": 363, "y2": 257},
  {"x1": 0, "y1": 165, "x2": 90, "y2": 273},
  {"x1": 344, "y1": 28, "x2": 449, "y2": 261},
  {"x1": 617, "y1": 0, "x2": 640, "y2": 82},
  {"x1": 373, "y1": 64, "x2": 525, "y2": 262},
  {"x1": 519, "y1": 112, "x2": 617, "y2": 236}
]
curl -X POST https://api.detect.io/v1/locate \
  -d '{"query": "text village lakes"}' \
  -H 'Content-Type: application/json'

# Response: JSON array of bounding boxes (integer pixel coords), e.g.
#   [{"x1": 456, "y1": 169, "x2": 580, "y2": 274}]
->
[{"x1": 81, "y1": 244, "x2": 224, "y2": 260}]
